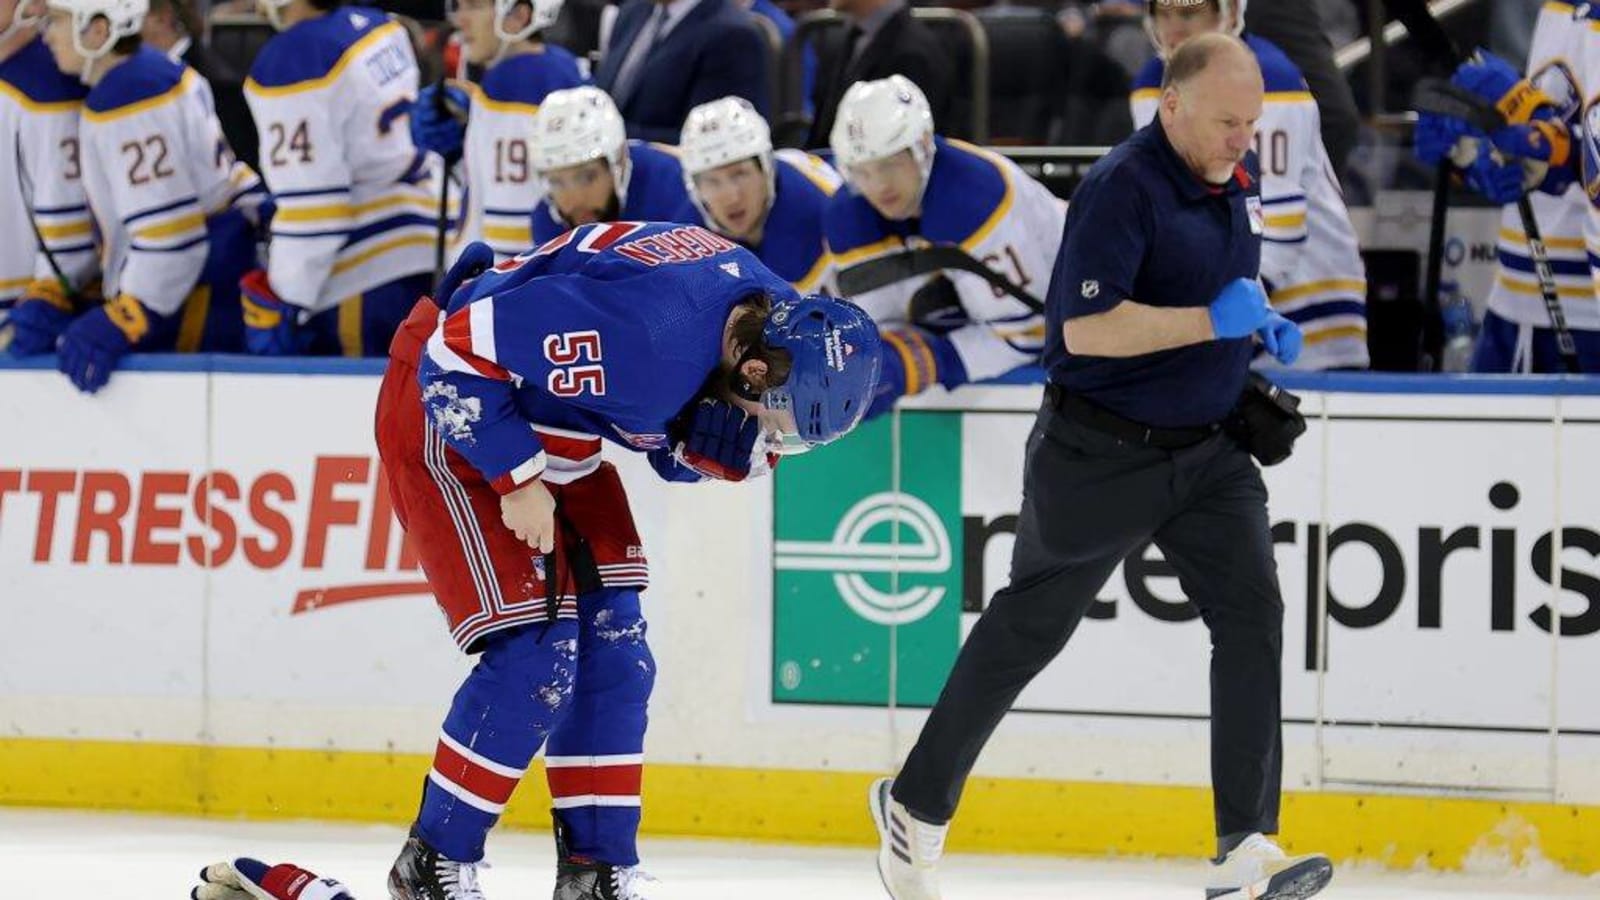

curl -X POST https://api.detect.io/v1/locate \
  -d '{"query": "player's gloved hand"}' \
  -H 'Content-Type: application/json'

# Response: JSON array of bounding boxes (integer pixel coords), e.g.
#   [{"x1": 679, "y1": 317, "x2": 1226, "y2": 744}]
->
[
  {"x1": 193, "y1": 857, "x2": 354, "y2": 900},
  {"x1": 1454, "y1": 50, "x2": 1570, "y2": 166},
  {"x1": 437, "y1": 241, "x2": 496, "y2": 310},
  {"x1": 1207, "y1": 277, "x2": 1273, "y2": 339},
  {"x1": 6, "y1": 279, "x2": 76, "y2": 356},
  {"x1": 411, "y1": 81, "x2": 470, "y2": 164},
  {"x1": 500, "y1": 477, "x2": 557, "y2": 553},
  {"x1": 57, "y1": 294, "x2": 149, "y2": 394},
  {"x1": 1458, "y1": 138, "x2": 1528, "y2": 203},
  {"x1": 674, "y1": 397, "x2": 762, "y2": 481},
  {"x1": 1414, "y1": 110, "x2": 1478, "y2": 166},
  {"x1": 240, "y1": 269, "x2": 306, "y2": 356},
  {"x1": 1256, "y1": 312, "x2": 1303, "y2": 366}
]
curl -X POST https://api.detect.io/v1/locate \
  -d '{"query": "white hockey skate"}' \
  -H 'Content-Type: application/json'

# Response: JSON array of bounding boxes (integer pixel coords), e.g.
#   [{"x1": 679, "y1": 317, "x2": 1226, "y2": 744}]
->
[
  {"x1": 1205, "y1": 833, "x2": 1332, "y2": 899},
  {"x1": 867, "y1": 777, "x2": 946, "y2": 900}
]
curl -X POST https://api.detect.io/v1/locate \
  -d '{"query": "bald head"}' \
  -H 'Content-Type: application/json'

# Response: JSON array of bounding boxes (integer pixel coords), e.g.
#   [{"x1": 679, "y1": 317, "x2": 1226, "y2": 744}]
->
[
  {"x1": 1160, "y1": 32, "x2": 1260, "y2": 93},
  {"x1": 1158, "y1": 33, "x2": 1263, "y2": 183}
]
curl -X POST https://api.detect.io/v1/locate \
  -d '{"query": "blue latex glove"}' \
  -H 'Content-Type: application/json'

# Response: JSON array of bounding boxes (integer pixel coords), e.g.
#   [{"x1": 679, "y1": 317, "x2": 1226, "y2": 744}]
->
[
  {"x1": 240, "y1": 268, "x2": 306, "y2": 356},
  {"x1": 1257, "y1": 312, "x2": 1303, "y2": 366},
  {"x1": 438, "y1": 241, "x2": 496, "y2": 310},
  {"x1": 193, "y1": 857, "x2": 354, "y2": 900},
  {"x1": 1207, "y1": 277, "x2": 1273, "y2": 339},
  {"x1": 673, "y1": 397, "x2": 761, "y2": 481},
  {"x1": 411, "y1": 81, "x2": 470, "y2": 163},
  {"x1": 57, "y1": 297, "x2": 147, "y2": 394},
  {"x1": 6, "y1": 294, "x2": 75, "y2": 356}
]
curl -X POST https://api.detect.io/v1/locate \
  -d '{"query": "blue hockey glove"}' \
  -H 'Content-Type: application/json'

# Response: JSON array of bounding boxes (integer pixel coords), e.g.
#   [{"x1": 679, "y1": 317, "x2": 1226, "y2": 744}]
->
[
  {"x1": 1414, "y1": 110, "x2": 1476, "y2": 166},
  {"x1": 57, "y1": 295, "x2": 149, "y2": 394},
  {"x1": 1454, "y1": 50, "x2": 1571, "y2": 167},
  {"x1": 1207, "y1": 277, "x2": 1273, "y2": 339},
  {"x1": 240, "y1": 268, "x2": 307, "y2": 356},
  {"x1": 437, "y1": 241, "x2": 496, "y2": 310},
  {"x1": 1256, "y1": 312, "x2": 1303, "y2": 366},
  {"x1": 6, "y1": 280, "x2": 76, "y2": 356},
  {"x1": 674, "y1": 397, "x2": 762, "y2": 481},
  {"x1": 865, "y1": 326, "x2": 968, "y2": 420},
  {"x1": 411, "y1": 81, "x2": 470, "y2": 164},
  {"x1": 193, "y1": 857, "x2": 354, "y2": 900}
]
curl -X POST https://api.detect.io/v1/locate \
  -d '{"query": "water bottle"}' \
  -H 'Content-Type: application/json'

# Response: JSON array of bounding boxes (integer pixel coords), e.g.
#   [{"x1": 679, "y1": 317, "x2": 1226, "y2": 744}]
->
[{"x1": 1439, "y1": 279, "x2": 1477, "y2": 373}]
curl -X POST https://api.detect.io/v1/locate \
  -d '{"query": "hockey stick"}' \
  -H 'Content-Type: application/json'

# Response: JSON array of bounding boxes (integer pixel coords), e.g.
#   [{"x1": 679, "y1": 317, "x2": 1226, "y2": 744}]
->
[
  {"x1": 1412, "y1": 76, "x2": 1582, "y2": 373},
  {"x1": 835, "y1": 244, "x2": 1045, "y2": 315},
  {"x1": 430, "y1": 77, "x2": 471, "y2": 289},
  {"x1": 14, "y1": 130, "x2": 77, "y2": 302}
]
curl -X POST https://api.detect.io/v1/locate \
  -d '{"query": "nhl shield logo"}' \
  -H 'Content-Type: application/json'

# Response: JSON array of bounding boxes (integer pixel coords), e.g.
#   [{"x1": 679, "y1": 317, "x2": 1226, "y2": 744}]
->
[{"x1": 1080, "y1": 280, "x2": 1099, "y2": 299}]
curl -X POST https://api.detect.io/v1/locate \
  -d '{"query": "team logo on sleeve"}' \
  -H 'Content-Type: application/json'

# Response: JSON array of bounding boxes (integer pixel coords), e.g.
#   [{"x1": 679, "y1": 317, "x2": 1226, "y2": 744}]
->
[
  {"x1": 1080, "y1": 280, "x2": 1099, "y2": 299},
  {"x1": 1245, "y1": 195, "x2": 1265, "y2": 235}
]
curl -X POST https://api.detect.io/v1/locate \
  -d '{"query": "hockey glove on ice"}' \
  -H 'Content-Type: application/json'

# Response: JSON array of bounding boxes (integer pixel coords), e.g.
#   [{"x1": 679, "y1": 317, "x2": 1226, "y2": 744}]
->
[
  {"x1": 1256, "y1": 312, "x2": 1303, "y2": 366},
  {"x1": 1207, "y1": 277, "x2": 1274, "y2": 340},
  {"x1": 6, "y1": 279, "x2": 76, "y2": 356},
  {"x1": 57, "y1": 294, "x2": 150, "y2": 394},
  {"x1": 193, "y1": 858, "x2": 354, "y2": 900},
  {"x1": 240, "y1": 269, "x2": 307, "y2": 356},
  {"x1": 675, "y1": 397, "x2": 763, "y2": 481}
]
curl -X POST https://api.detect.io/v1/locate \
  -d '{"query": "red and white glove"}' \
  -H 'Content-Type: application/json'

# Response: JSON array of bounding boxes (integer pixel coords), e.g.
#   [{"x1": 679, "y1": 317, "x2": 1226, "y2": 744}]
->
[{"x1": 192, "y1": 858, "x2": 354, "y2": 900}]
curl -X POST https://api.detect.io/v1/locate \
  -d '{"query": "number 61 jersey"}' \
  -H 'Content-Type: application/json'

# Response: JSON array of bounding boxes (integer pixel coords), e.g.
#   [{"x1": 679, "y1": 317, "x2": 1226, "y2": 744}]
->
[
  {"x1": 1133, "y1": 35, "x2": 1369, "y2": 370},
  {"x1": 245, "y1": 7, "x2": 439, "y2": 313}
]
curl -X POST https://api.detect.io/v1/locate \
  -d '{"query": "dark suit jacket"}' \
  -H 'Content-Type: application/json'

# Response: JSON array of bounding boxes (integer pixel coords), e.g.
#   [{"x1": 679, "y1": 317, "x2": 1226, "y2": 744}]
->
[
  {"x1": 805, "y1": 7, "x2": 952, "y2": 151},
  {"x1": 595, "y1": 0, "x2": 771, "y2": 143},
  {"x1": 183, "y1": 40, "x2": 260, "y2": 171}
]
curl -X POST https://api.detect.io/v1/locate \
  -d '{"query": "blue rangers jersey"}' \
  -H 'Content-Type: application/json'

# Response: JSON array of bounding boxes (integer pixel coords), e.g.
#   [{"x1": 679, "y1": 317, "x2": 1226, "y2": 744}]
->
[
  {"x1": 457, "y1": 48, "x2": 589, "y2": 259},
  {"x1": 420, "y1": 221, "x2": 800, "y2": 491},
  {"x1": 825, "y1": 136, "x2": 1065, "y2": 382},
  {"x1": 1133, "y1": 34, "x2": 1369, "y2": 369},
  {"x1": 719, "y1": 149, "x2": 838, "y2": 294},
  {"x1": 531, "y1": 141, "x2": 697, "y2": 244}
]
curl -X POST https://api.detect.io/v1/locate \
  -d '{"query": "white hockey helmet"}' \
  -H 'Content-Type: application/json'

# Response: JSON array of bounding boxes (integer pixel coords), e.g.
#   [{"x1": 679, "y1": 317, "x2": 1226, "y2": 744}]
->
[
  {"x1": 496, "y1": 0, "x2": 560, "y2": 41},
  {"x1": 2, "y1": 0, "x2": 45, "y2": 42},
  {"x1": 46, "y1": 0, "x2": 146, "y2": 59},
  {"x1": 829, "y1": 75, "x2": 936, "y2": 193},
  {"x1": 1143, "y1": 0, "x2": 1247, "y2": 57},
  {"x1": 679, "y1": 96, "x2": 777, "y2": 229},
  {"x1": 528, "y1": 85, "x2": 632, "y2": 202}
]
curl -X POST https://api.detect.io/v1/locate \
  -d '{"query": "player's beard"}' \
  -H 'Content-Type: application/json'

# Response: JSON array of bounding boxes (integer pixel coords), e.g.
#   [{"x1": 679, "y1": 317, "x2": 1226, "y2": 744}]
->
[{"x1": 562, "y1": 193, "x2": 622, "y2": 229}]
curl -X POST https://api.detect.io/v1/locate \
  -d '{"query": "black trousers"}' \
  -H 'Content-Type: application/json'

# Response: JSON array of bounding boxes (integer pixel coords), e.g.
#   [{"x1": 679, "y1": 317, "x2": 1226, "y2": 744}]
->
[{"x1": 892, "y1": 400, "x2": 1285, "y2": 838}]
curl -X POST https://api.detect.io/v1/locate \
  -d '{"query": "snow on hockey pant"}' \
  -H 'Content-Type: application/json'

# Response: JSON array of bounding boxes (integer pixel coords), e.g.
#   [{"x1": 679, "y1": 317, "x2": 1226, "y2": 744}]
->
[{"x1": 376, "y1": 299, "x2": 654, "y2": 865}]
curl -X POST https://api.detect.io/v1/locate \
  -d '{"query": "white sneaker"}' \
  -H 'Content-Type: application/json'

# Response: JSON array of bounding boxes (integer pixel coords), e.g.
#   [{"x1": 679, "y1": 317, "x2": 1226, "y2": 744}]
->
[
  {"x1": 1205, "y1": 833, "x2": 1333, "y2": 899},
  {"x1": 868, "y1": 777, "x2": 946, "y2": 900}
]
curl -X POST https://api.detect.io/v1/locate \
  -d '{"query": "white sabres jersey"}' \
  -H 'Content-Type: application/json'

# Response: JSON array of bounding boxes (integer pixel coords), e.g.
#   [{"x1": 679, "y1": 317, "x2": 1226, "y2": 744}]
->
[
  {"x1": 1512, "y1": 0, "x2": 1600, "y2": 332},
  {"x1": 245, "y1": 7, "x2": 439, "y2": 311},
  {"x1": 0, "y1": 37, "x2": 95, "y2": 313},
  {"x1": 824, "y1": 137, "x2": 1066, "y2": 382},
  {"x1": 80, "y1": 49, "x2": 263, "y2": 315},
  {"x1": 456, "y1": 48, "x2": 588, "y2": 260},
  {"x1": 1134, "y1": 34, "x2": 1369, "y2": 369}
]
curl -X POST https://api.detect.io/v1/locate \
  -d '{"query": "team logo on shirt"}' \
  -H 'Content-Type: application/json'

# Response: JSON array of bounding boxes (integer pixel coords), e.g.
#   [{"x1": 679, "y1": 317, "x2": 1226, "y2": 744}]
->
[
  {"x1": 1080, "y1": 280, "x2": 1099, "y2": 299},
  {"x1": 1246, "y1": 195, "x2": 1265, "y2": 236}
]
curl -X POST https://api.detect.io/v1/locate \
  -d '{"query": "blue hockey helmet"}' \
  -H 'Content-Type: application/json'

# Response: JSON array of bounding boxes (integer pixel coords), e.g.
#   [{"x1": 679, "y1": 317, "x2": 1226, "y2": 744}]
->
[{"x1": 758, "y1": 294, "x2": 882, "y2": 453}]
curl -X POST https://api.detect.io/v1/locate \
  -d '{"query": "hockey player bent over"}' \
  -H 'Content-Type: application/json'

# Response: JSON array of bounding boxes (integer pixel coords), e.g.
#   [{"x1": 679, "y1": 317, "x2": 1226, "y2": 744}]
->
[
  {"x1": 679, "y1": 95, "x2": 839, "y2": 294},
  {"x1": 0, "y1": 0, "x2": 97, "y2": 345},
  {"x1": 38, "y1": 0, "x2": 264, "y2": 393},
  {"x1": 240, "y1": 0, "x2": 440, "y2": 356},
  {"x1": 376, "y1": 224, "x2": 879, "y2": 899},
  {"x1": 528, "y1": 86, "x2": 697, "y2": 244},
  {"x1": 407, "y1": 0, "x2": 588, "y2": 261},
  {"x1": 824, "y1": 75, "x2": 1066, "y2": 418}
]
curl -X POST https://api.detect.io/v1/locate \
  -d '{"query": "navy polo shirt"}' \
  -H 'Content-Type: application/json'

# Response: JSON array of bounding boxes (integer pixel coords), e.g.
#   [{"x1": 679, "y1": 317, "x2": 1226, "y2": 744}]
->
[{"x1": 1042, "y1": 117, "x2": 1262, "y2": 428}]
